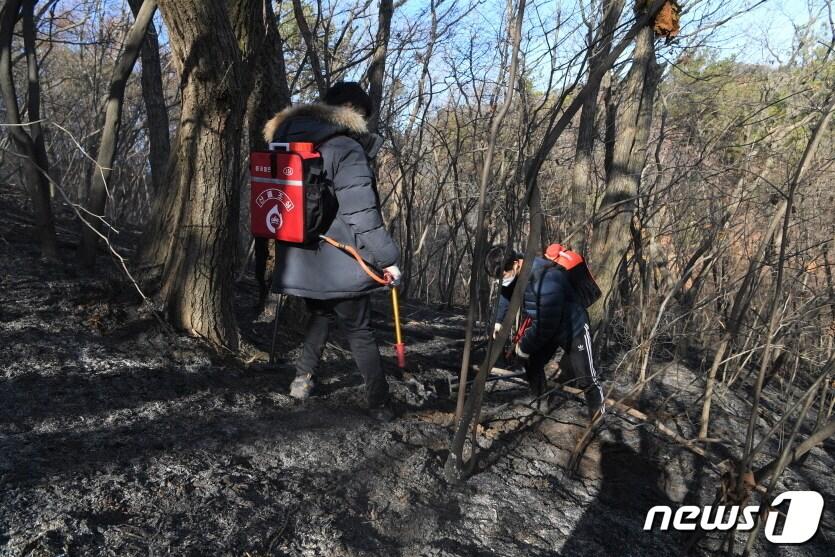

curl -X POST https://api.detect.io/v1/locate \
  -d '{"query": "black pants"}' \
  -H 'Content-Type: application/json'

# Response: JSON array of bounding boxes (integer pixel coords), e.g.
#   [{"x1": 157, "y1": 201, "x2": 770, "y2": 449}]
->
[
  {"x1": 525, "y1": 323, "x2": 604, "y2": 414},
  {"x1": 297, "y1": 296, "x2": 389, "y2": 407}
]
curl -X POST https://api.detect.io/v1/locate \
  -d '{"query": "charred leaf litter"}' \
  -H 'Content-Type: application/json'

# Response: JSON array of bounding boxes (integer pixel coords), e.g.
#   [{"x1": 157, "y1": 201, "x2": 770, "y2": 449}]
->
[{"x1": 0, "y1": 191, "x2": 832, "y2": 556}]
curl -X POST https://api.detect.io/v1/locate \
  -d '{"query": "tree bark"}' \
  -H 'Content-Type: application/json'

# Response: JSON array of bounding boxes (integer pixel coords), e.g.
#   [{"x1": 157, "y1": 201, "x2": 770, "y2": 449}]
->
[
  {"x1": 291, "y1": 0, "x2": 326, "y2": 97},
  {"x1": 0, "y1": 0, "x2": 58, "y2": 259},
  {"x1": 154, "y1": 0, "x2": 246, "y2": 350},
  {"x1": 79, "y1": 0, "x2": 158, "y2": 268},
  {"x1": 367, "y1": 0, "x2": 393, "y2": 133},
  {"x1": 569, "y1": 0, "x2": 624, "y2": 254},
  {"x1": 127, "y1": 0, "x2": 170, "y2": 195},
  {"x1": 587, "y1": 20, "x2": 660, "y2": 329},
  {"x1": 240, "y1": 0, "x2": 292, "y2": 308},
  {"x1": 137, "y1": 131, "x2": 183, "y2": 275},
  {"x1": 242, "y1": 0, "x2": 291, "y2": 153}
]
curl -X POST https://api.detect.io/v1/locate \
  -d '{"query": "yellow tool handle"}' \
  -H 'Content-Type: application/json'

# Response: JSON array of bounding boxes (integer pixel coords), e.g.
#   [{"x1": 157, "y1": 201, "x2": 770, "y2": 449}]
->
[{"x1": 391, "y1": 287, "x2": 403, "y2": 345}]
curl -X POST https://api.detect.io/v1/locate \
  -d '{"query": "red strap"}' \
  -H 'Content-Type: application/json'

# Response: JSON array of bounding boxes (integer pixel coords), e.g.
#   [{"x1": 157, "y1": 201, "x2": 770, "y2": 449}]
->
[{"x1": 514, "y1": 316, "x2": 532, "y2": 345}]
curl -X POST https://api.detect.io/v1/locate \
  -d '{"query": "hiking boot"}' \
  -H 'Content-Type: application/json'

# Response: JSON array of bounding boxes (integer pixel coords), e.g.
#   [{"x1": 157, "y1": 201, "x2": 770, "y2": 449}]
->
[
  {"x1": 368, "y1": 402, "x2": 396, "y2": 423},
  {"x1": 289, "y1": 372, "x2": 315, "y2": 400}
]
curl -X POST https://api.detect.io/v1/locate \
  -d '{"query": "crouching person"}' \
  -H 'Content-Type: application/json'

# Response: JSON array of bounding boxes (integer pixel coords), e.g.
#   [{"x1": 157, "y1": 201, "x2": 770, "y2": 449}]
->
[
  {"x1": 486, "y1": 247, "x2": 605, "y2": 421},
  {"x1": 264, "y1": 82, "x2": 401, "y2": 421}
]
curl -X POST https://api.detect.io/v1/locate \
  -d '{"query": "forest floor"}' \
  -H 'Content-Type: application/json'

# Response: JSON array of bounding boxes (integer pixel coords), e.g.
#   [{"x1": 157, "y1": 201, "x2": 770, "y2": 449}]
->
[{"x1": 1, "y1": 185, "x2": 833, "y2": 556}]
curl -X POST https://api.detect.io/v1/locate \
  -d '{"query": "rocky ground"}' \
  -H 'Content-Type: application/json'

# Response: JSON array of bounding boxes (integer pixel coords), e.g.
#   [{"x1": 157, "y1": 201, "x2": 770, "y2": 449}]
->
[{"x1": 1, "y1": 186, "x2": 833, "y2": 556}]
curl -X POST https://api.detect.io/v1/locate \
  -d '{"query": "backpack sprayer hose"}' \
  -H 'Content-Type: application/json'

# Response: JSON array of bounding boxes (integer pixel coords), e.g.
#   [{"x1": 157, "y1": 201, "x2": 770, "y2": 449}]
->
[
  {"x1": 319, "y1": 235, "x2": 406, "y2": 367},
  {"x1": 319, "y1": 235, "x2": 390, "y2": 285}
]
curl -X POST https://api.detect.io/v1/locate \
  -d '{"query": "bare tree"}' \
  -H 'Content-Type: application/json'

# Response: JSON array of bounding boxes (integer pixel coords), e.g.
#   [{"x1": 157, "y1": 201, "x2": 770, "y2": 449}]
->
[
  {"x1": 447, "y1": 0, "x2": 669, "y2": 480},
  {"x1": 291, "y1": 0, "x2": 327, "y2": 97},
  {"x1": 569, "y1": 0, "x2": 625, "y2": 254},
  {"x1": 587, "y1": 13, "x2": 661, "y2": 330},
  {"x1": 78, "y1": 0, "x2": 158, "y2": 268},
  {"x1": 127, "y1": 0, "x2": 170, "y2": 195},
  {"x1": 0, "y1": 0, "x2": 58, "y2": 259},
  {"x1": 151, "y1": 0, "x2": 247, "y2": 349},
  {"x1": 367, "y1": 0, "x2": 393, "y2": 132},
  {"x1": 243, "y1": 0, "x2": 292, "y2": 308}
]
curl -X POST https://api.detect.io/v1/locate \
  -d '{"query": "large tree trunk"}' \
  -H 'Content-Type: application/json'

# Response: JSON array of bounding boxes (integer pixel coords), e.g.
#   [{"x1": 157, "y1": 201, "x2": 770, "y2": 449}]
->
[
  {"x1": 569, "y1": 0, "x2": 624, "y2": 254},
  {"x1": 138, "y1": 0, "x2": 277, "y2": 300},
  {"x1": 242, "y1": 0, "x2": 291, "y2": 152},
  {"x1": 154, "y1": 0, "x2": 246, "y2": 350},
  {"x1": 367, "y1": 0, "x2": 393, "y2": 133},
  {"x1": 79, "y1": 0, "x2": 158, "y2": 268},
  {"x1": 0, "y1": 0, "x2": 58, "y2": 260},
  {"x1": 127, "y1": 0, "x2": 170, "y2": 195},
  {"x1": 137, "y1": 132, "x2": 183, "y2": 275},
  {"x1": 240, "y1": 0, "x2": 292, "y2": 308},
  {"x1": 587, "y1": 21, "x2": 660, "y2": 329}
]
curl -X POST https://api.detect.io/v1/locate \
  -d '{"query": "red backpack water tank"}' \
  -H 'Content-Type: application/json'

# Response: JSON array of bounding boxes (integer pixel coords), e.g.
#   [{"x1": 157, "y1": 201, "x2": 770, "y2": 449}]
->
[
  {"x1": 249, "y1": 142, "x2": 335, "y2": 244},
  {"x1": 544, "y1": 244, "x2": 602, "y2": 307}
]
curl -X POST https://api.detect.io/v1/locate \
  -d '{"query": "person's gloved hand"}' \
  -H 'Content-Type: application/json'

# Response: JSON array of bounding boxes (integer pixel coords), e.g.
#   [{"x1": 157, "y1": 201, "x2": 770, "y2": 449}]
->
[
  {"x1": 384, "y1": 265, "x2": 402, "y2": 287},
  {"x1": 515, "y1": 344, "x2": 529, "y2": 360},
  {"x1": 493, "y1": 322, "x2": 503, "y2": 339}
]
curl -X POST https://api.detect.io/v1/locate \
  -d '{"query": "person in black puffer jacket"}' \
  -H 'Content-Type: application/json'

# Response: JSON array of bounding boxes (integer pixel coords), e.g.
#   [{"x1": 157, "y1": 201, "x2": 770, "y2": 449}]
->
[
  {"x1": 487, "y1": 247, "x2": 605, "y2": 420},
  {"x1": 263, "y1": 83, "x2": 400, "y2": 419}
]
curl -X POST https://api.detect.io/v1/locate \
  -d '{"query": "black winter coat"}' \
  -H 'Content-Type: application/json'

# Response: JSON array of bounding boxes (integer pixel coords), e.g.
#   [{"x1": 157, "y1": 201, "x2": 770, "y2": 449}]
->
[
  {"x1": 496, "y1": 257, "x2": 589, "y2": 353},
  {"x1": 263, "y1": 104, "x2": 400, "y2": 299}
]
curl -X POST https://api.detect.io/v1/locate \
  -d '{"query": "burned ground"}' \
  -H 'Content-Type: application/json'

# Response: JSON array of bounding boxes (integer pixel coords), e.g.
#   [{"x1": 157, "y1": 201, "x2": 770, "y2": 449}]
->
[{"x1": 1, "y1": 189, "x2": 833, "y2": 556}]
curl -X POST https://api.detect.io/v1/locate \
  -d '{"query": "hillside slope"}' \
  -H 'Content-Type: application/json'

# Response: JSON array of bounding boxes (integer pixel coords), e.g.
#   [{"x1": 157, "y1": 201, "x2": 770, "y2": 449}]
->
[{"x1": 1, "y1": 186, "x2": 832, "y2": 556}]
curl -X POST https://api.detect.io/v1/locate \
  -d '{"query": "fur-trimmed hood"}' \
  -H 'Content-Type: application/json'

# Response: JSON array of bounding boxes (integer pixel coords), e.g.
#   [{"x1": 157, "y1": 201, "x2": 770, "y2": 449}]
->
[{"x1": 263, "y1": 103, "x2": 368, "y2": 144}]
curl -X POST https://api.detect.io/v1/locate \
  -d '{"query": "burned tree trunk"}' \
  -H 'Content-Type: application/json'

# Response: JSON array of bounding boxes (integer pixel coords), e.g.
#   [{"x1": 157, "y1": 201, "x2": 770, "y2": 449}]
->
[
  {"x1": 240, "y1": 0, "x2": 292, "y2": 309},
  {"x1": 569, "y1": 0, "x2": 624, "y2": 254},
  {"x1": 587, "y1": 19, "x2": 660, "y2": 329},
  {"x1": 127, "y1": 0, "x2": 170, "y2": 195},
  {"x1": 0, "y1": 0, "x2": 58, "y2": 260},
  {"x1": 154, "y1": 0, "x2": 246, "y2": 350},
  {"x1": 242, "y1": 0, "x2": 291, "y2": 153},
  {"x1": 367, "y1": 0, "x2": 393, "y2": 133},
  {"x1": 137, "y1": 133, "x2": 183, "y2": 275},
  {"x1": 79, "y1": 0, "x2": 158, "y2": 268}
]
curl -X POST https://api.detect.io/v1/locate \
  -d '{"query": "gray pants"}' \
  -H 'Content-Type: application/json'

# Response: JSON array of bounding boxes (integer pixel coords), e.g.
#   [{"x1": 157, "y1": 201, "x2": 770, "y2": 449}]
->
[{"x1": 297, "y1": 296, "x2": 389, "y2": 408}]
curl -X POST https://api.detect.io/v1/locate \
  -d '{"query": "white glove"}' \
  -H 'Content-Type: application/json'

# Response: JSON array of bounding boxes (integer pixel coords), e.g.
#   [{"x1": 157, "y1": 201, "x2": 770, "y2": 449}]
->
[
  {"x1": 493, "y1": 322, "x2": 503, "y2": 339},
  {"x1": 515, "y1": 344, "x2": 529, "y2": 360},
  {"x1": 384, "y1": 265, "x2": 402, "y2": 286}
]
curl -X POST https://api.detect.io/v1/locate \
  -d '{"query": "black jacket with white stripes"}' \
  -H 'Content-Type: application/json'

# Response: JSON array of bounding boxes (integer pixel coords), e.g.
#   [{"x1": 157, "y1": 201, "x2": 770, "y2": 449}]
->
[{"x1": 496, "y1": 257, "x2": 590, "y2": 354}]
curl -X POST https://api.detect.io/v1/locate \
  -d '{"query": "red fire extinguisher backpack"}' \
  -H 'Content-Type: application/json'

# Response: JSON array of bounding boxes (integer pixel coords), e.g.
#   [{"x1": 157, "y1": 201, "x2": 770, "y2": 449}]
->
[
  {"x1": 249, "y1": 142, "x2": 337, "y2": 244},
  {"x1": 544, "y1": 244, "x2": 602, "y2": 307}
]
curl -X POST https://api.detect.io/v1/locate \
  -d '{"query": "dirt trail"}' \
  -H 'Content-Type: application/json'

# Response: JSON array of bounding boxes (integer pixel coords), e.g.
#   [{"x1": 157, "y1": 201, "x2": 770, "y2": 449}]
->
[{"x1": 1, "y1": 188, "x2": 832, "y2": 556}]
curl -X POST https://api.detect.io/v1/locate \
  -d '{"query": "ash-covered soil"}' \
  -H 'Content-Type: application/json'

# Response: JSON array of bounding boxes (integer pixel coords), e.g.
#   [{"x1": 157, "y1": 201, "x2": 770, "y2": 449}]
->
[{"x1": 1, "y1": 188, "x2": 832, "y2": 556}]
